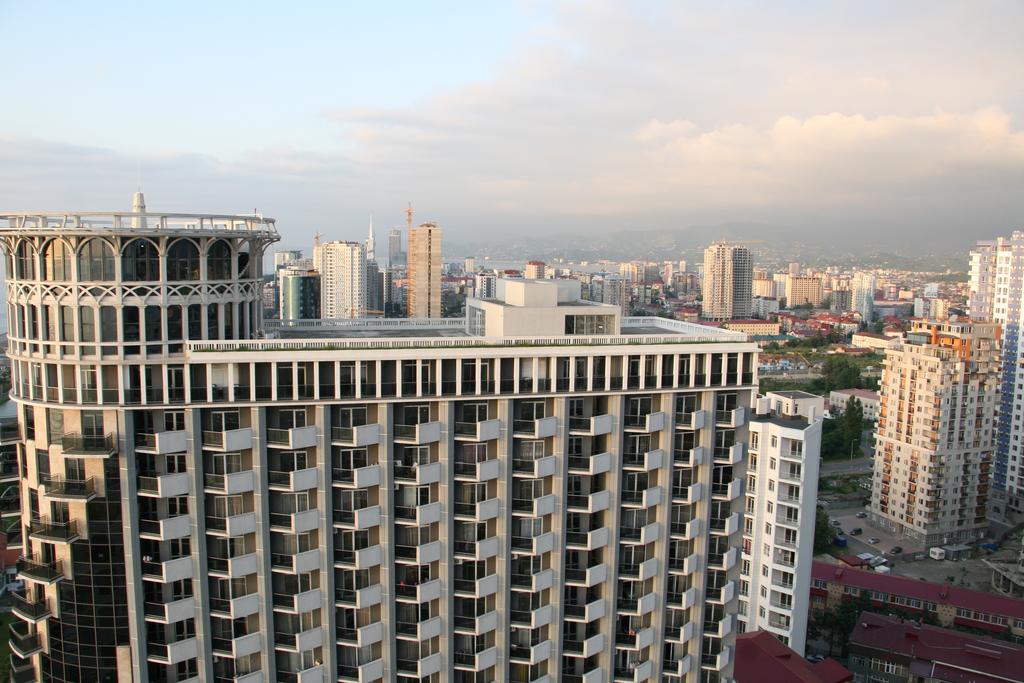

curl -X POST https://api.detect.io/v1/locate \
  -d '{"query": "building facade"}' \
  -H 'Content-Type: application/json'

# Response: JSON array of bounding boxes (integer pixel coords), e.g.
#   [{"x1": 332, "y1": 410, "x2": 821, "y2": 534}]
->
[
  {"x1": 1, "y1": 212, "x2": 759, "y2": 683},
  {"x1": 850, "y1": 273, "x2": 875, "y2": 324},
  {"x1": 870, "y1": 320, "x2": 1000, "y2": 547},
  {"x1": 279, "y1": 267, "x2": 322, "y2": 321},
  {"x1": 701, "y1": 243, "x2": 752, "y2": 322},
  {"x1": 314, "y1": 241, "x2": 367, "y2": 319},
  {"x1": 784, "y1": 277, "x2": 823, "y2": 309},
  {"x1": 970, "y1": 231, "x2": 1024, "y2": 518},
  {"x1": 407, "y1": 222, "x2": 442, "y2": 319},
  {"x1": 739, "y1": 393, "x2": 822, "y2": 654}
]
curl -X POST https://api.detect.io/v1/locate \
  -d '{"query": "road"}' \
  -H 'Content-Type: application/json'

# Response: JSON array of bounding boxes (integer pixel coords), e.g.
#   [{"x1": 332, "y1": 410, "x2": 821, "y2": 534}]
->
[{"x1": 821, "y1": 455, "x2": 872, "y2": 475}]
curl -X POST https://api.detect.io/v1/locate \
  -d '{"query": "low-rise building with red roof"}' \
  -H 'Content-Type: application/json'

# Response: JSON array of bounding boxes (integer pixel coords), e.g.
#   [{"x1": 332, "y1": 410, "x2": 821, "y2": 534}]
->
[{"x1": 734, "y1": 631, "x2": 852, "y2": 683}]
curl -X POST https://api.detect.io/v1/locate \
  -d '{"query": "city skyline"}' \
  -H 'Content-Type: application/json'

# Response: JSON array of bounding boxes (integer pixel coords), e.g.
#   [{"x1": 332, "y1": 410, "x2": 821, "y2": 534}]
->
[{"x1": 2, "y1": 2, "x2": 1023, "y2": 251}]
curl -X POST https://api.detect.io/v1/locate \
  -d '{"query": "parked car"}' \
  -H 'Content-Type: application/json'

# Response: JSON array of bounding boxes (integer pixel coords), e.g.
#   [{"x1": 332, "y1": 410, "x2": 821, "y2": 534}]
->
[
  {"x1": 867, "y1": 537, "x2": 880, "y2": 544},
  {"x1": 831, "y1": 520, "x2": 843, "y2": 527},
  {"x1": 849, "y1": 528, "x2": 863, "y2": 536},
  {"x1": 856, "y1": 511, "x2": 868, "y2": 519},
  {"x1": 890, "y1": 546, "x2": 903, "y2": 555},
  {"x1": 806, "y1": 655, "x2": 825, "y2": 663}
]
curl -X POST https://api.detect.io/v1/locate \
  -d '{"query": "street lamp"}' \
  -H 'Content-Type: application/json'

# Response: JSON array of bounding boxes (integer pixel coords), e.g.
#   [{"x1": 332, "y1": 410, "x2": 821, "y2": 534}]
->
[{"x1": 850, "y1": 438, "x2": 858, "y2": 461}]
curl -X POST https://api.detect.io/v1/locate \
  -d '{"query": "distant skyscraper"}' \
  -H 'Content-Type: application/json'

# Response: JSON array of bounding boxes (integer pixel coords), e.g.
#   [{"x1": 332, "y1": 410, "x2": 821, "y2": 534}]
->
[
  {"x1": 274, "y1": 249, "x2": 303, "y2": 269},
  {"x1": 970, "y1": 232, "x2": 1024, "y2": 515},
  {"x1": 831, "y1": 288, "x2": 852, "y2": 312},
  {"x1": 785, "y1": 276, "x2": 824, "y2": 308},
  {"x1": 788, "y1": 261, "x2": 800, "y2": 277},
  {"x1": 366, "y1": 216, "x2": 376, "y2": 261},
  {"x1": 701, "y1": 242, "x2": 753, "y2": 321},
  {"x1": 279, "y1": 266, "x2": 321, "y2": 320},
  {"x1": 388, "y1": 227, "x2": 403, "y2": 267},
  {"x1": 464, "y1": 256, "x2": 477, "y2": 275},
  {"x1": 314, "y1": 240, "x2": 367, "y2": 318},
  {"x1": 407, "y1": 222, "x2": 442, "y2": 318},
  {"x1": 870, "y1": 319, "x2": 999, "y2": 545},
  {"x1": 365, "y1": 259, "x2": 384, "y2": 315},
  {"x1": 851, "y1": 272, "x2": 876, "y2": 323},
  {"x1": 525, "y1": 260, "x2": 546, "y2": 279}
]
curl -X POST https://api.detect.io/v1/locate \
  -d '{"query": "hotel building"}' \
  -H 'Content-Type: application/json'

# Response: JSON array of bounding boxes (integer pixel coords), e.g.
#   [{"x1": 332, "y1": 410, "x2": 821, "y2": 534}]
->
[{"x1": 1, "y1": 204, "x2": 757, "y2": 683}]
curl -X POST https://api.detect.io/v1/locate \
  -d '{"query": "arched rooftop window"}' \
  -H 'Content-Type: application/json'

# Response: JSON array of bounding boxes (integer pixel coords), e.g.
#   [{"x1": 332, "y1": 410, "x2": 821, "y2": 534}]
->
[
  {"x1": 15, "y1": 240, "x2": 36, "y2": 280},
  {"x1": 167, "y1": 239, "x2": 200, "y2": 281},
  {"x1": 122, "y1": 238, "x2": 160, "y2": 281},
  {"x1": 78, "y1": 239, "x2": 116, "y2": 281},
  {"x1": 207, "y1": 239, "x2": 232, "y2": 280},
  {"x1": 43, "y1": 239, "x2": 73, "y2": 281}
]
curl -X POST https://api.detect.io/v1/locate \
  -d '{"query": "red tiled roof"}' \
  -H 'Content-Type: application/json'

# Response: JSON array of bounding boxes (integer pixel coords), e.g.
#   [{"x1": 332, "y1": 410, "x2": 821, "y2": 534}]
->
[
  {"x1": 850, "y1": 612, "x2": 1023, "y2": 683},
  {"x1": 831, "y1": 388, "x2": 879, "y2": 400},
  {"x1": 812, "y1": 561, "x2": 1024, "y2": 620},
  {"x1": 734, "y1": 631, "x2": 852, "y2": 683}
]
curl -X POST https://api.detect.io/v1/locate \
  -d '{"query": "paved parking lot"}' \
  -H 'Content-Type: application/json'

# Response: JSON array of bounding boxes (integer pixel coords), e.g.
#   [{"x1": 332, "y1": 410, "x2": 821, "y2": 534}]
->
[{"x1": 829, "y1": 505, "x2": 924, "y2": 558}]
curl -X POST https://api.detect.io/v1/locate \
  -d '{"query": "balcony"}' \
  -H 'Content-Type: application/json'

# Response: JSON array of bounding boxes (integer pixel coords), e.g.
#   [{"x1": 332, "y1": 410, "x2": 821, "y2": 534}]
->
[
  {"x1": 395, "y1": 578, "x2": 442, "y2": 604},
  {"x1": 513, "y1": 454, "x2": 557, "y2": 479},
  {"x1": 331, "y1": 423, "x2": 380, "y2": 447},
  {"x1": 454, "y1": 419, "x2": 501, "y2": 442},
  {"x1": 566, "y1": 489, "x2": 611, "y2": 514},
  {"x1": 513, "y1": 494, "x2": 555, "y2": 518},
  {"x1": 42, "y1": 476, "x2": 98, "y2": 502},
  {"x1": 621, "y1": 485, "x2": 661, "y2": 509},
  {"x1": 511, "y1": 531, "x2": 554, "y2": 555},
  {"x1": 711, "y1": 479, "x2": 742, "y2": 501},
  {"x1": 210, "y1": 592, "x2": 261, "y2": 619},
  {"x1": 394, "y1": 539, "x2": 442, "y2": 565},
  {"x1": 61, "y1": 432, "x2": 116, "y2": 457},
  {"x1": 672, "y1": 481, "x2": 703, "y2": 504},
  {"x1": 137, "y1": 471, "x2": 190, "y2": 498},
  {"x1": 511, "y1": 604, "x2": 553, "y2": 629},
  {"x1": 266, "y1": 425, "x2": 317, "y2": 449},
  {"x1": 146, "y1": 636, "x2": 199, "y2": 665},
  {"x1": 563, "y1": 632, "x2": 605, "y2": 659},
  {"x1": 568, "y1": 450, "x2": 612, "y2": 475},
  {"x1": 510, "y1": 568, "x2": 552, "y2": 592},
  {"x1": 269, "y1": 509, "x2": 318, "y2": 534},
  {"x1": 333, "y1": 504, "x2": 381, "y2": 531},
  {"x1": 11, "y1": 592, "x2": 51, "y2": 623},
  {"x1": 454, "y1": 457, "x2": 500, "y2": 482},
  {"x1": 134, "y1": 430, "x2": 187, "y2": 455},
  {"x1": 202, "y1": 427, "x2": 253, "y2": 452},
  {"x1": 209, "y1": 552, "x2": 259, "y2": 578},
  {"x1": 706, "y1": 580, "x2": 736, "y2": 605},
  {"x1": 617, "y1": 591, "x2": 657, "y2": 616},
  {"x1": 674, "y1": 409, "x2": 706, "y2": 431},
  {"x1": 335, "y1": 583, "x2": 383, "y2": 610},
  {"x1": 333, "y1": 463, "x2": 381, "y2": 489},
  {"x1": 671, "y1": 518, "x2": 701, "y2": 540},
  {"x1": 211, "y1": 631, "x2": 262, "y2": 658},
  {"x1": 453, "y1": 609, "x2": 498, "y2": 636},
  {"x1": 139, "y1": 513, "x2": 191, "y2": 541},
  {"x1": 393, "y1": 421, "x2": 441, "y2": 444},
  {"x1": 273, "y1": 587, "x2": 321, "y2": 614},
  {"x1": 204, "y1": 469, "x2": 255, "y2": 495},
  {"x1": 710, "y1": 512, "x2": 740, "y2": 536},
  {"x1": 142, "y1": 556, "x2": 193, "y2": 583},
  {"x1": 701, "y1": 646, "x2": 731, "y2": 671},
  {"x1": 563, "y1": 597, "x2": 605, "y2": 623},
  {"x1": 675, "y1": 655, "x2": 693, "y2": 677},
  {"x1": 334, "y1": 544, "x2": 382, "y2": 570},
  {"x1": 613, "y1": 658, "x2": 653, "y2": 682},
  {"x1": 569, "y1": 414, "x2": 613, "y2": 436},
  {"x1": 10, "y1": 656, "x2": 35, "y2": 683},
  {"x1": 620, "y1": 522, "x2": 661, "y2": 546},
  {"x1": 395, "y1": 615, "x2": 442, "y2": 640},
  {"x1": 268, "y1": 467, "x2": 319, "y2": 492},
  {"x1": 509, "y1": 638, "x2": 552, "y2": 665},
  {"x1": 709, "y1": 548, "x2": 738, "y2": 571},
  {"x1": 623, "y1": 448, "x2": 664, "y2": 472},
  {"x1": 666, "y1": 620, "x2": 695, "y2": 645},
  {"x1": 277, "y1": 664, "x2": 325, "y2": 683},
  {"x1": 393, "y1": 460, "x2": 442, "y2": 485},
  {"x1": 454, "y1": 645, "x2": 498, "y2": 672},
  {"x1": 337, "y1": 658, "x2": 384, "y2": 683},
  {"x1": 512, "y1": 416, "x2": 558, "y2": 439},
  {"x1": 713, "y1": 443, "x2": 744, "y2": 465},
  {"x1": 623, "y1": 411, "x2": 665, "y2": 433},
  {"x1": 565, "y1": 563, "x2": 607, "y2": 587},
  {"x1": 454, "y1": 572, "x2": 499, "y2": 598},
  {"x1": 707, "y1": 614, "x2": 734, "y2": 638},
  {"x1": 143, "y1": 596, "x2": 195, "y2": 624},
  {"x1": 9, "y1": 622, "x2": 42, "y2": 658},
  {"x1": 207, "y1": 511, "x2": 258, "y2": 537},
  {"x1": 668, "y1": 552, "x2": 701, "y2": 576},
  {"x1": 715, "y1": 407, "x2": 746, "y2": 428},
  {"x1": 454, "y1": 497, "x2": 500, "y2": 521},
  {"x1": 276, "y1": 625, "x2": 324, "y2": 652},
  {"x1": 395, "y1": 653, "x2": 442, "y2": 679},
  {"x1": 674, "y1": 446, "x2": 704, "y2": 468},
  {"x1": 29, "y1": 518, "x2": 79, "y2": 544},
  {"x1": 453, "y1": 536, "x2": 500, "y2": 561},
  {"x1": 17, "y1": 556, "x2": 64, "y2": 585}
]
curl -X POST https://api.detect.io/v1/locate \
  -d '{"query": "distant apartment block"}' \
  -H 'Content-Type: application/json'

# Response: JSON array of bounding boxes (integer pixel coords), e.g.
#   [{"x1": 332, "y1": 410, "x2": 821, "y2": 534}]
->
[
  {"x1": 407, "y1": 222, "x2": 442, "y2": 318},
  {"x1": 723, "y1": 320, "x2": 781, "y2": 337},
  {"x1": 828, "y1": 388, "x2": 880, "y2": 422},
  {"x1": 784, "y1": 276, "x2": 823, "y2": 308},
  {"x1": 315, "y1": 240, "x2": 367, "y2": 319},
  {"x1": 701, "y1": 243, "x2": 753, "y2": 321}
]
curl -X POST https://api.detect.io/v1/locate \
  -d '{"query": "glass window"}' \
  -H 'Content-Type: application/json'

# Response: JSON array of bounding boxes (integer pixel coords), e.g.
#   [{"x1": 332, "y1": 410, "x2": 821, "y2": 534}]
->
[
  {"x1": 80, "y1": 307, "x2": 96, "y2": 342},
  {"x1": 16, "y1": 240, "x2": 36, "y2": 279},
  {"x1": 167, "y1": 239, "x2": 200, "y2": 280},
  {"x1": 78, "y1": 239, "x2": 116, "y2": 281},
  {"x1": 122, "y1": 238, "x2": 160, "y2": 281},
  {"x1": 207, "y1": 240, "x2": 232, "y2": 280},
  {"x1": 42, "y1": 240, "x2": 72, "y2": 281},
  {"x1": 100, "y1": 306, "x2": 117, "y2": 342}
]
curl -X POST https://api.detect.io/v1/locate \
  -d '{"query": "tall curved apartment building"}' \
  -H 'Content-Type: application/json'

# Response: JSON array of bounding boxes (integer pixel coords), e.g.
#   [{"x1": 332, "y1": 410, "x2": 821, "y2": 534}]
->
[{"x1": 2, "y1": 201, "x2": 759, "y2": 683}]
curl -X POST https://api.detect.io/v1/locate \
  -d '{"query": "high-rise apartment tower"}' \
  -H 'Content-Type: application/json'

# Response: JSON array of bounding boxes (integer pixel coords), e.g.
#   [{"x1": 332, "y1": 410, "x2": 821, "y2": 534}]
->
[
  {"x1": 701, "y1": 243, "x2": 752, "y2": 321},
  {"x1": 407, "y1": 222, "x2": 442, "y2": 319},
  {"x1": 315, "y1": 240, "x2": 367, "y2": 319}
]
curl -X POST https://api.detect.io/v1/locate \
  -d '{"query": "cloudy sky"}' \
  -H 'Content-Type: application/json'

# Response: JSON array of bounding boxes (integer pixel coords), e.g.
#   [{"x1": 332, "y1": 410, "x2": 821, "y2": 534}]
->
[{"x1": 2, "y1": 1, "x2": 1022, "y2": 253}]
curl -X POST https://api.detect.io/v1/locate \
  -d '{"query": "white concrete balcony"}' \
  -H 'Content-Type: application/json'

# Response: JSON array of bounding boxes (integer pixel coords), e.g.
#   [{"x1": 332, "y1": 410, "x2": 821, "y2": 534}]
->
[
  {"x1": 273, "y1": 587, "x2": 321, "y2": 614},
  {"x1": 668, "y1": 552, "x2": 702, "y2": 576},
  {"x1": 333, "y1": 504, "x2": 381, "y2": 531},
  {"x1": 454, "y1": 645, "x2": 498, "y2": 672},
  {"x1": 453, "y1": 418, "x2": 501, "y2": 442},
  {"x1": 269, "y1": 508, "x2": 319, "y2": 534},
  {"x1": 394, "y1": 539, "x2": 442, "y2": 565},
  {"x1": 564, "y1": 562, "x2": 607, "y2": 587},
  {"x1": 703, "y1": 646, "x2": 731, "y2": 671},
  {"x1": 393, "y1": 460, "x2": 442, "y2": 486},
  {"x1": 678, "y1": 586, "x2": 697, "y2": 610},
  {"x1": 512, "y1": 603, "x2": 553, "y2": 629},
  {"x1": 565, "y1": 526, "x2": 610, "y2": 552},
  {"x1": 209, "y1": 592, "x2": 260, "y2": 620},
  {"x1": 672, "y1": 481, "x2": 703, "y2": 504},
  {"x1": 139, "y1": 514, "x2": 191, "y2": 541},
  {"x1": 513, "y1": 454, "x2": 557, "y2": 478},
  {"x1": 711, "y1": 478, "x2": 742, "y2": 501},
  {"x1": 674, "y1": 409, "x2": 706, "y2": 431},
  {"x1": 268, "y1": 466, "x2": 319, "y2": 492},
  {"x1": 276, "y1": 625, "x2": 324, "y2": 653},
  {"x1": 393, "y1": 421, "x2": 441, "y2": 444},
  {"x1": 674, "y1": 446, "x2": 705, "y2": 468},
  {"x1": 453, "y1": 496, "x2": 500, "y2": 522},
  {"x1": 291, "y1": 664, "x2": 325, "y2": 683},
  {"x1": 396, "y1": 615, "x2": 442, "y2": 641},
  {"x1": 395, "y1": 578, "x2": 442, "y2": 604},
  {"x1": 135, "y1": 430, "x2": 187, "y2": 455},
  {"x1": 204, "y1": 469, "x2": 255, "y2": 495},
  {"x1": 670, "y1": 517, "x2": 701, "y2": 540},
  {"x1": 137, "y1": 471, "x2": 190, "y2": 499},
  {"x1": 568, "y1": 451, "x2": 612, "y2": 475},
  {"x1": 513, "y1": 494, "x2": 555, "y2": 517},
  {"x1": 568, "y1": 414, "x2": 613, "y2": 436},
  {"x1": 201, "y1": 427, "x2": 253, "y2": 452},
  {"x1": 564, "y1": 597, "x2": 605, "y2": 623},
  {"x1": 667, "y1": 620, "x2": 695, "y2": 645},
  {"x1": 509, "y1": 567, "x2": 552, "y2": 592},
  {"x1": 615, "y1": 659, "x2": 653, "y2": 682},
  {"x1": 337, "y1": 658, "x2": 384, "y2": 683},
  {"x1": 454, "y1": 609, "x2": 498, "y2": 636},
  {"x1": 211, "y1": 631, "x2": 261, "y2": 659},
  {"x1": 454, "y1": 535, "x2": 500, "y2": 561},
  {"x1": 709, "y1": 547, "x2": 738, "y2": 571},
  {"x1": 638, "y1": 557, "x2": 660, "y2": 581},
  {"x1": 394, "y1": 500, "x2": 441, "y2": 526},
  {"x1": 395, "y1": 653, "x2": 441, "y2": 679},
  {"x1": 354, "y1": 622, "x2": 384, "y2": 648},
  {"x1": 675, "y1": 655, "x2": 693, "y2": 677},
  {"x1": 580, "y1": 669, "x2": 604, "y2": 683},
  {"x1": 710, "y1": 512, "x2": 740, "y2": 537},
  {"x1": 454, "y1": 572, "x2": 499, "y2": 598},
  {"x1": 713, "y1": 443, "x2": 744, "y2": 466},
  {"x1": 333, "y1": 463, "x2": 380, "y2": 489},
  {"x1": 453, "y1": 457, "x2": 500, "y2": 482},
  {"x1": 512, "y1": 416, "x2": 558, "y2": 439},
  {"x1": 709, "y1": 614, "x2": 734, "y2": 638},
  {"x1": 331, "y1": 423, "x2": 380, "y2": 447},
  {"x1": 621, "y1": 448, "x2": 663, "y2": 472},
  {"x1": 147, "y1": 637, "x2": 198, "y2": 665},
  {"x1": 623, "y1": 411, "x2": 665, "y2": 433},
  {"x1": 335, "y1": 583, "x2": 383, "y2": 610},
  {"x1": 266, "y1": 426, "x2": 317, "y2": 450},
  {"x1": 209, "y1": 552, "x2": 259, "y2": 579},
  {"x1": 206, "y1": 511, "x2": 258, "y2": 538},
  {"x1": 620, "y1": 521, "x2": 661, "y2": 546},
  {"x1": 621, "y1": 485, "x2": 661, "y2": 509},
  {"x1": 143, "y1": 597, "x2": 195, "y2": 624},
  {"x1": 337, "y1": 544, "x2": 382, "y2": 570},
  {"x1": 707, "y1": 580, "x2": 736, "y2": 605},
  {"x1": 715, "y1": 406, "x2": 746, "y2": 428},
  {"x1": 271, "y1": 547, "x2": 321, "y2": 574},
  {"x1": 510, "y1": 638, "x2": 552, "y2": 665},
  {"x1": 512, "y1": 531, "x2": 554, "y2": 555},
  {"x1": 566, "y1": 489, "x2": 611, "y2": 514}
]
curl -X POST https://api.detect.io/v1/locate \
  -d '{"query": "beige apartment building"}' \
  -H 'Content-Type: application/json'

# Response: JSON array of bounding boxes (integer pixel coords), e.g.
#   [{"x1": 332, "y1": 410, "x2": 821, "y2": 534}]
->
[
  {"x1": 0, "y1": 201, "x2": 758, "y2": 683},
  {"x1": 701, "y1": 243, "x2": 752, "y2": 322},
  {"x1": 784, "y1": 277, "x2": 823, "y2": 308},
  {"x1": 314, "y1": 240, "x2": 367, "y2": 319},
  {"x1": 870, "y1": 320, "x2": 1000, "y2": 547},
  {"x1": 407, "y1": 222, "x2": 442, "y2": 319}
]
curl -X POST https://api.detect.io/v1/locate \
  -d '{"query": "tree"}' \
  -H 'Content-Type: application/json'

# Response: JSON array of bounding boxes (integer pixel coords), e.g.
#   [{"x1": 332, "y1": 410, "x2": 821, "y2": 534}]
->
[
  {"x1": 822, "y1": 355, "x2": 860, "y2": 392},
  {"x1": 840, "y1": 397, "x2": 865, "y2": 454},
  {"x1": 813, "y1": 507, "x2": 835, "y2": 555}
]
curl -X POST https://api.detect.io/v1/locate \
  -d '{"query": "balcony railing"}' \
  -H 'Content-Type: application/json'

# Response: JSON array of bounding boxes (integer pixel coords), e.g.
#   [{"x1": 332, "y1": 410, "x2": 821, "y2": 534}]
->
[{"x1": 61, "y1": 432, "x2": 115, "y2": 456}]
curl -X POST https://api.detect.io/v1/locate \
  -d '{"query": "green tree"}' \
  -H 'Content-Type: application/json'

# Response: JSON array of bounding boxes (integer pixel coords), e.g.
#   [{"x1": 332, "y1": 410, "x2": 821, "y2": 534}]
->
[
  {"x1": 840, "y1": 396, "x2": 865, "y2": 455},
  {"x1": 813, "y1": 507, "x2": 835, "y2": 554},
  {"x1": 822, "y1": 355, "x2": 860, "y2": 391}
]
